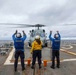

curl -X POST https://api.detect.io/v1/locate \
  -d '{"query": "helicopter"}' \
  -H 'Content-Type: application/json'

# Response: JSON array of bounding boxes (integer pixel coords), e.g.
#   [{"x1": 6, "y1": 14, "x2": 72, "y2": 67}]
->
[
  {"x1": 0, "y1": 23, "x2": 48, "y2": 47},
  {"x1": 27, "y1": 24, "x2": 48, "y2": 47},
  {"x1": 0, "y1": 23, "x2": 75, "y2": 47}
]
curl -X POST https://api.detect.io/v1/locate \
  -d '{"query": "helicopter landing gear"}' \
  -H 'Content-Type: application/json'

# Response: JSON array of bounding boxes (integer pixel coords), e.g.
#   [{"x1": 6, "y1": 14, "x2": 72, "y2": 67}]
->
[
  {"x1": 28, "y1": 43, "x2": 31, "y2": 47},
  {"x1": 45, "y1": 43, "x2": 47, "y2": 47}
]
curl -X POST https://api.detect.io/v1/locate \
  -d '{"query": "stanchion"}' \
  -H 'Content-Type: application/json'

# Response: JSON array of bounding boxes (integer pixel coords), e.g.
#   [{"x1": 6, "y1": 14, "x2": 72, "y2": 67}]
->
[
  {"x1": 27, "y1": 59, "x2": 31, "y2": 66},
  {"x1": 43, "y1": 60, "x2": 47, "y2": 67}
]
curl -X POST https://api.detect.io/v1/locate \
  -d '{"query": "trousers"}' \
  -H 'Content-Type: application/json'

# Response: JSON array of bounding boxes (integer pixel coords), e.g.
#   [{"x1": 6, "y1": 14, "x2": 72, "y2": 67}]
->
[
  {"x1": 32, "y1": 50, "x2": 42, "y2": 66},
  {"x1": 51, "y1": 50, "x2": 60, "y2": 67},
  {"x1": 14, "y1": 50, "x2": 25, "y2": 70}
]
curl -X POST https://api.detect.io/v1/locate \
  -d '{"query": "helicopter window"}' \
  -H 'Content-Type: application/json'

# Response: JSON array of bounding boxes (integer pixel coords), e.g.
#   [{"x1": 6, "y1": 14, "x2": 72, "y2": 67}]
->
[
  {"x1": 43, "y1": 29, "x2": 45, "y2": 32},
  {"x1": 30, "y1": 30, "x2": 45, "y2": 37},
  {"x1": 30, "y1": 30, "x2": 35, "y2": 37},
  {"x1": 31, "y1": 32, "x2": 35, "y2": 37},
  {"x1": 40, "y1": 32, "x2": 45, "y2": 37},
  {"x1": 34, "y1": 30, "x2": 45, "y2": 37}
]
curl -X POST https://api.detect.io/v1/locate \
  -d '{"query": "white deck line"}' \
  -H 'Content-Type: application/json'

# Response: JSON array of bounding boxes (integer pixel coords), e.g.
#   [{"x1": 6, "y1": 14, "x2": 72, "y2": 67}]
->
[
  {"x1": 61, "y1": 45, "x2": 73, "y2": 49},
  {"x1": 61, "y1": 58, "x2": 76, "y2": 62},
  {"x1": 4, "y1": 48, "x2": 15, "y2": 65},
  {"x1": 4, "y1": 48, "x2": 76, "y2": 65},
  {"x1": 4, "y1": 48, "x2": 28, "y2": 65},
  {"x1": 47, "y1": 58, "x2": 76, "y2": 64}
]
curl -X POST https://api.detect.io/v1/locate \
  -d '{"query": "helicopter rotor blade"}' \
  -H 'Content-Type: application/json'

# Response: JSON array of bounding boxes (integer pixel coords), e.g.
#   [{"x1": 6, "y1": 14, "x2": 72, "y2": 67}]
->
[
  {"x1": 0, "y1": 23, "x2": 46, "y2": 26},
  {"x1": 20, "y1": 24, "x2": 46, "y2": 27},
  {"x1": 0, "y1": 23, "x2": 31, "y2": 26},
  {"x1": 9, "y1": 26, "x2": 31, "y2": 28},
  {"x1": 0, "y1": 23, "x2": 76, "y2": 26},
  {"x1": 10, "y1": 24, "x2": 46, "y2": 28},
  {"x1": 63, "y1": 24, "x2": 76, "y2": 25}
]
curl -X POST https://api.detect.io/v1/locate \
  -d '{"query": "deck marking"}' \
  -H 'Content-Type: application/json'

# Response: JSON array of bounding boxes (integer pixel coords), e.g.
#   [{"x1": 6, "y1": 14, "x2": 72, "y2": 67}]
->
[
  {"x1": 61, "y1": 49, "x2": 76, "y2": 56},
  {"x1": 4, "y1": 47, "x2": 76, "y2": 65},
  {"x1": 61, "y1": 58, "x2": 76, "y2": 62},
  {"x1": 71, "y1": 44, "x2": 76, "y2": 46},
  {"x1": 4, "y1": 58, "x2": 76, "y2": 65},
  {"x1": 61, "y1": 45, "x2": 73, "y2": 50},
  {"x1": 4, "y1": 48, "x2": 14, "y2": 65},
  {"x1": 47, "y1": 58, "x2": 76, "y2": 63}
]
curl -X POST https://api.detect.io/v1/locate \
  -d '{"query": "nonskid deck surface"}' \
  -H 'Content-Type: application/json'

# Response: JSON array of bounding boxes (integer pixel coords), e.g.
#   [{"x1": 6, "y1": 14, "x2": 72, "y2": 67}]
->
[{"x1": 0, "y1": 42, "x2": 76, "y2": 75}]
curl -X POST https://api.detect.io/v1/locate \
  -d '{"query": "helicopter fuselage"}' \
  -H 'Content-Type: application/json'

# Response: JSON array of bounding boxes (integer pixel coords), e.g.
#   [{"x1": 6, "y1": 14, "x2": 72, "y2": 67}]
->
[{"x1": 28, "y1": 29, "x2": 47, "y2": 47}]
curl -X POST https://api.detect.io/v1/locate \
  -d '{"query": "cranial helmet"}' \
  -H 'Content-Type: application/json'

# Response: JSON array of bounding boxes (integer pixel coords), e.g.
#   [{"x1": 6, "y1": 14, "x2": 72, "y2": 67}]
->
[
  {"x1": 35, "y1": 35, "x2": 40, "y2": 39},
  {"x1": 54, "y1": 34, "x2": 59, "y2": 38},
  {"x1": 16, "y1": 33, "x2": 22, "y2": 38}
]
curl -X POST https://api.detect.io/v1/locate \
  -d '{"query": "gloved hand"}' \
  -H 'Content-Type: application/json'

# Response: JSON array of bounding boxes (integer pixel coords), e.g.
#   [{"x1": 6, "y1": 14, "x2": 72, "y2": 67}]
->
[
  {"x1": 22, "y1": 30, "x2": 26, "y2": 36},
  {"x1": 22, "y1": 30, "x2": 24, "y2": 33},
  {"x1": 56, "y1": 31, "x2": 59, "y2": 34},
  {"x1": 50, "y1": 31, "x2": 52, "y2": 34},
  {"x1": 31, "y1": 52, "x2": 33, "y2": 54},
  {"x1": 14, "y1": 30, "x2": 18, "y2": 35}
]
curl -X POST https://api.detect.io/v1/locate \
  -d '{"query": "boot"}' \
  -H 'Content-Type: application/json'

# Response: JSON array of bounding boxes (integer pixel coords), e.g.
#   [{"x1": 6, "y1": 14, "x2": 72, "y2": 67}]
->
[
  {"x1": 56, "y1": 65, "x2": 60, "y2": 68},
  {"x1": 39, "y1": 66, "x2": 42, "y2": 69},
  {"x1": 39, "y1": 64, "x2": 42, "y2": 69},
  {"x1": 14, "y1": 68, "x2": 17, "y2": 72},
  {"x1": 50, "y1": 66, "x2": 55, "y2": 69},
  {"x1": 31, "y1": 65, "x2": 34, "y2": 69}
]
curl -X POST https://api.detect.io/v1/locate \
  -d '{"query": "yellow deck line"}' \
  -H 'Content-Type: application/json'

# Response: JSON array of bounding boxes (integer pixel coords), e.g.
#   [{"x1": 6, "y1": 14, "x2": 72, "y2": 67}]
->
[
  {"x1": 60, "y1": 49, "x2": 76, "y2": 56},
  {"x1": 48, "y1": 46, "x2": 76, "y2": 56}
]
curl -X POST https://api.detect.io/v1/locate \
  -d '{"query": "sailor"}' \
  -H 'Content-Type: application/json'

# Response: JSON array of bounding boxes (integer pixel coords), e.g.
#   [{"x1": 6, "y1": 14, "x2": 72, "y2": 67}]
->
[
  {"x1": 30, "y1": 35, "x2": 43, "y2": 69},
  {"x1": 12, "y1": 30, "x2": 26, "y2": 72},
  {"x1": 49, "y1": 31, "x2": 61, "y2": 69}
]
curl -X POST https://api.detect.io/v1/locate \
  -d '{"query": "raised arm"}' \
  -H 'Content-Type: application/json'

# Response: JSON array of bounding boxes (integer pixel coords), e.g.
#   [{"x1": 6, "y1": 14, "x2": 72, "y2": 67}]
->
[
  {"x1": 56, "y1": 31, "x2": 61, "y2": 39},
  {"x1": 12, "y1": 30, "x2": 17, "y2": 40},
  {"x1": 22, "y1": 30, "x2": 27, "y2": 41},
  {"x1": 49, "y1": 31, "x2": 54, "y2": 41}
]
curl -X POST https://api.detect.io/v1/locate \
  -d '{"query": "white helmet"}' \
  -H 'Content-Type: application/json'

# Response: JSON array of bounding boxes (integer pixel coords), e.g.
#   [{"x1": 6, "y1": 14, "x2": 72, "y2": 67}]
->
[
  {"x1": 35, "y1": 35, "x2": 40, "y2": 39},
  {"x1": 56, "y1": 34, "x2": 59, "y2": 38},
  {"x1": 16, "y1": 33, "x2": 22, "y2": 38},
  {"x1": 54, "y1": 34, "x2": 59, "y2": 38}
]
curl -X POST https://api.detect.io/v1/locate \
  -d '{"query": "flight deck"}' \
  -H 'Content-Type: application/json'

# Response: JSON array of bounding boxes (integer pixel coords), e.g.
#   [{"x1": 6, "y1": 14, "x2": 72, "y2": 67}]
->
[{"x1": 0, "y1": 42, "x2": 76, "y2": 75}]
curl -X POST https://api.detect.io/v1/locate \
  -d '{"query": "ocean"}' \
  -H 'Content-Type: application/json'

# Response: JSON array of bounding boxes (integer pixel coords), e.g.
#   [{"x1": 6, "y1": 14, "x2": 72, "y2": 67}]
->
[{"x1": 0, "y1": 37, "x2": 76, "y2": 46}]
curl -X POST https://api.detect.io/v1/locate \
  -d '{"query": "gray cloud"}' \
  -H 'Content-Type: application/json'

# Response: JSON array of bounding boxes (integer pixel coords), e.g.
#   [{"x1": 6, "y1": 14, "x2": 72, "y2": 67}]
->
[
  {"x1": 0, "y1": 0, "x2": 76, "y2": 40},
  {"x1": 28, "y1": 0, "x2": 76, "y2": 25}
]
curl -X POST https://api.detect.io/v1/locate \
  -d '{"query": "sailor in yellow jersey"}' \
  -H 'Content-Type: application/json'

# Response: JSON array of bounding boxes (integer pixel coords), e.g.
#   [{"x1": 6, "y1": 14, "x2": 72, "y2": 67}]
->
[{"x1": 30, "y1": 35, "x2": 43, "y2": 69}]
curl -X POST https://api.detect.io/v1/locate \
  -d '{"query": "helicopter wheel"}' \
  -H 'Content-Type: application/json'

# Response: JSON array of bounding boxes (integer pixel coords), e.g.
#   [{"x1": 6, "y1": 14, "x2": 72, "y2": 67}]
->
[
  {"x1": 45, "y1": 43, "x2": 47, "y2": 47},
  {"x1": 28, "y1": 43, "x2": 31, "y2": 47}
]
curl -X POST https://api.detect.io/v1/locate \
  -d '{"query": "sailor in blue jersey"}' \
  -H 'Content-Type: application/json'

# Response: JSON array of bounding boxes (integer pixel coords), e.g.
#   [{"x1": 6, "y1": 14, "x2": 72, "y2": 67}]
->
[
  {"x1": 12, "y1": 30, "x2": 26, "y2": 72},
  {"x1": 49, "y1": 31, "x2": 61, "y2": 69}
]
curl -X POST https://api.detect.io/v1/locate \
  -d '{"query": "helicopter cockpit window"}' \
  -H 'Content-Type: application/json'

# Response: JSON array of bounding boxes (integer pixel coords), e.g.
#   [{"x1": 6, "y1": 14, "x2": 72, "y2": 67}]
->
[
  {"x1": 41, "y1": 33, "x2": 45, "y2": 37},
  {"x1": 30, "y1": 30, "x2": 35, "y2": 37},
  {"x1": 34, "y1": 30, "x2": 45, "y2": 37},
  {"x1": 40, "y1": 32, "x2": 45, "y2": 37}
]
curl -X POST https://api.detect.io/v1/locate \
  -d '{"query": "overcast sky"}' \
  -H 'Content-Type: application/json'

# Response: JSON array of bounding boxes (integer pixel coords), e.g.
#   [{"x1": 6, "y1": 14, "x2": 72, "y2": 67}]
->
[{"x1": 0, "y1": 0, "x2": 76, "y2": 40}]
